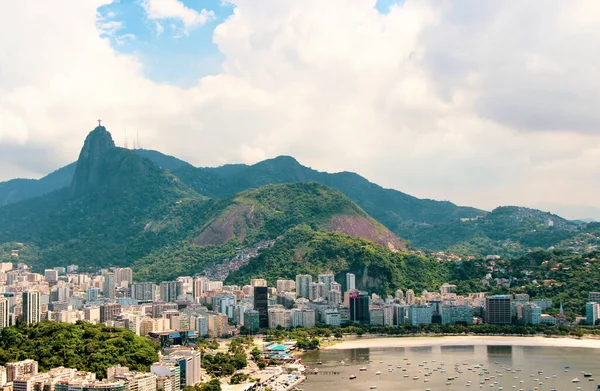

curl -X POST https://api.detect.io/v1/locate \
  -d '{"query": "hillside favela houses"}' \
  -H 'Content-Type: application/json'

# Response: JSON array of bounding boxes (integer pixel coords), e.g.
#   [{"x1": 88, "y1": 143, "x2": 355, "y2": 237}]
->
[{"x1": 0, "y1": 259, "x2": 591, "y2": 391}]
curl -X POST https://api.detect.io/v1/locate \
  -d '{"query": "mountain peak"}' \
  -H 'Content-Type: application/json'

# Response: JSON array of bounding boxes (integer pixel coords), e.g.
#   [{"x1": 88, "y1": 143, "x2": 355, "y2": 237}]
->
[{"x1": 70, "y1": 125, "x2": 117, "y2": 197}]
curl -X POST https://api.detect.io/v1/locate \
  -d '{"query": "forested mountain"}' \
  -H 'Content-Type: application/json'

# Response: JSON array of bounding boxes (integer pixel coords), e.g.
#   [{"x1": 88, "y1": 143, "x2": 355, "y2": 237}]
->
[
  {"x1": 0, "y1": 127, "x2": 413, "y2": 292},
  {"x1": 0, "y1": 127, "x2": 591, "y2": 262}
]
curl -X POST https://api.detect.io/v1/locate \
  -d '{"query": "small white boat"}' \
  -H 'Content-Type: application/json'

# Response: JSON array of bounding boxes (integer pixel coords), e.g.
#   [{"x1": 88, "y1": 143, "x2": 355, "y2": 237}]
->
[
  {"x1": 572, "y1": 378, "x2": 581, "y2": 383},
  {"x1": 359, "y1": 367, "x2": 367, "y2": 371},
  {"x1": 349, "y1": 375, "x2": 356, "y2": 380},
  {"x1": 369, "y1": 386, "x2": 377, "y2": 390},
  {"x1": 375, "y1": 371, "x2": 381, "y2": 375}
]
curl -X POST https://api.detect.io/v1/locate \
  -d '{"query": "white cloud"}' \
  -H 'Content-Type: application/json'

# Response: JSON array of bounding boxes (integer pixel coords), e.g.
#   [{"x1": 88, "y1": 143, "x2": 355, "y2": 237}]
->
[
  {"x1": 141, "y1": 0, "x2": 215, "y2": 32},
  {"x1": 1, "y1": 0, "x2": 600, "y2": 219},
  {"x1": 96, "y1": 20, "x2": 122, "y2": 36},
  {"x1": 155, "y1": 21, "x2": 164, "y2": 37}
]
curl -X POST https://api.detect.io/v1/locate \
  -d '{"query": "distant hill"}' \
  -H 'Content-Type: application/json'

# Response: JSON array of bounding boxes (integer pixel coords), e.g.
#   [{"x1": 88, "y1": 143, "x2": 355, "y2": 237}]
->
[
  {"x1": 0, "y1": 163, "x2": 76, "y2": 206},
  {"x1": 0, "y1": 127, "x2": 412, "y2": 291},
  {"x1": 0, "y1": 149, "x2": 191, "y2": 206},
  {"x1": 0, "y1": 136, "x2": 590, "y2": 259},
  {"x1": 403, "y1": 206, "x2": 581, "y2": 257},
  {"x1": 0, "y1": 126, "x2": 205, "y2": 269},
  {"x1": 174, "y1": 155, "x2": 486, "y2": 228}
]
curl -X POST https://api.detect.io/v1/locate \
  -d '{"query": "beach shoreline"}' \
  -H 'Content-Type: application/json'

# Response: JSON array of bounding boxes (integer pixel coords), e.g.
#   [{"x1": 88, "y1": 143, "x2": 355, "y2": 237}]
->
[{"x1": 323, "y1": 335, "x2": 600, "y2": 350}]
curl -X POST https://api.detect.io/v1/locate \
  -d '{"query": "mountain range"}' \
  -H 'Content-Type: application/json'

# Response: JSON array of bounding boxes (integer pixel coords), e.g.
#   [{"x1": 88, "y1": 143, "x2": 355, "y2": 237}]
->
[{"x1": 0, "y1": 126, "x2": 597, "y2": 292}]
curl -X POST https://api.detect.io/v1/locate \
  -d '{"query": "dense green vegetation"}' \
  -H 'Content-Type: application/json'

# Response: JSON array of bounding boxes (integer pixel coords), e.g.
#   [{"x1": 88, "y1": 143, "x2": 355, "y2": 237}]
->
[
  {"x1": 227, "y1": 224, "x2": 448, "y2": 295},
  {"x1": 200, "y1": 337, "x2": 250, "y2": 378},
  {"x1": 399, "y1": 206, "x2": 582, "y2": 257},
  {"x1": 0, "y1": 322, "x2": 159, "y2": 378}
]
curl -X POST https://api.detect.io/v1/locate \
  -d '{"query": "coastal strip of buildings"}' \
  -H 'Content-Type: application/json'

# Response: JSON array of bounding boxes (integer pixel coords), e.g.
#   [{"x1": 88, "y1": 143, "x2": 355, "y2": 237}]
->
[{"x1": 0, "y1": 262, "x2": 580, "y2": 338}]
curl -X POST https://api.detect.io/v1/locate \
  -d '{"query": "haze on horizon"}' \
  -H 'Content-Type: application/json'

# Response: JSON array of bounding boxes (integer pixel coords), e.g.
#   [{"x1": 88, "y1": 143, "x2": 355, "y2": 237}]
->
[{"x1": 1, "y1": 0, "x2": 599, "y2": 220}]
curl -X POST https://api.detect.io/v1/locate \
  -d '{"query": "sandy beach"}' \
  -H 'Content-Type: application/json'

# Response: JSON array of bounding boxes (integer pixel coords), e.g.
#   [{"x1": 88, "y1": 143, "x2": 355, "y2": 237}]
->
[{"x1": 324, "y1": 335, "x2": 600, "y2": 350}]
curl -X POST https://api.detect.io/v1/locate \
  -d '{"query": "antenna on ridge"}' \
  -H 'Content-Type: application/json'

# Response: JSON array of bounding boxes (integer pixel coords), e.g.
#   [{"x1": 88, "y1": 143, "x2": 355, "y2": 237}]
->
[
  {"x1": 137, "y1": 129, "x2": 141, "y2": 150},
  {"x1": 124, "y1": 129, "x2": 128, "y2": 149}
]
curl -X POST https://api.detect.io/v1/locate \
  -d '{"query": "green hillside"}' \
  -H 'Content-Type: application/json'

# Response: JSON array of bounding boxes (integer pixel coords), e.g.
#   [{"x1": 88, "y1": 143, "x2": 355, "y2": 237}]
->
[
  {"x1": 133, "y1": 182, "x2": 405, "y2": 282},
  {"x1": 0, "y1": 127, "x2": 206, "y2": 270},
  {"x1": 0, "y1": 322, "x2": 158, "y2": 378},
  {"x1": 226, "y1": 224, "x2": 448, "y2": 296}
]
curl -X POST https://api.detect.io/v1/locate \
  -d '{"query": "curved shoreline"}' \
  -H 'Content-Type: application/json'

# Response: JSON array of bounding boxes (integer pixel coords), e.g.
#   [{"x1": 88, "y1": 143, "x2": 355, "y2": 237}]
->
[{"x1": 323, "y1": 335, "x2": 600, "y2": 350}]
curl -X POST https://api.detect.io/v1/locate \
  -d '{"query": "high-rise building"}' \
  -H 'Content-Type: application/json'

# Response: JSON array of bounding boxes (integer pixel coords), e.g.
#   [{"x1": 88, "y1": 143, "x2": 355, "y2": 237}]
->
[
  {"x1": 291, "y1": 309, "x2": 316, "y2": 328},
  {"x1": 22, "y1": 291, "x2": 40, "y2": 325},
  {"x1": 441, "y1": 305, "x2": 473, "y2": 325},
  {"x1": 522, "y1": 304, "x2": 542, "y2": 325},
  {"x1": 114, "y1": 268, "x2": 133, "y2": 288},
  {"x1": 276, "y1": 280, "x2": 295, "y2": 292},
  {"x1": 44, "y1": 269, "x2": 58, "y2": 284},
  {"x1": 103, "y1": 273, "x2": 116, "y2": 299},
  {"x1": 350, "y1": 291, "x2": 370, "y2": 324},
  {"x1": 6, "y1": 360, "x2": 38, "y2": 382},
  {"x1": 328, "y1": 290, "x2": 342, "y2": 305},
  {"x1": 253, "y1": 287, "x2": 268, "y2": 329},
  {"x1": 309, "y1": 282, "x2": 325, "y2": 301},
  {"x1": 213, "y1": 294, "x2": 236, "y2": 319},
  {"x1": 346, "y1": 273, "x2": 356, "y2": 291},
  {"x1": 295, "y1": 275, "x2": 312, "y2": 299},
  {"x1": 318, "y1": 274, "x2": 335, "y2": 293},
  {"x1": 250, "y1": 279, "x2": 268, "y2": 287},
  {"x1": 100, "y1": 303, "x2": 122, "y2": 324},
  {"x1": 130, "y1": 283, "x2": 154, "y2": 301},
  {"x1": 0, "y1": 297, "x2": 9, "y2": 329},
  {"x1": 395, "y1": 289, "x2": 404, "y2": 302},
  {"x1": 409, "y1": 305, "x2": 433, "y2": 326},
  {"x1": 406, "y1": 289, "x2": 415, "y2": 305},
  {"x1": 485, "y1": 295, "x2": 512, "y2": 324},
  {"x1": 586, "y1": 302, "x2": 600, "y2": 325},
  {"x1": 244, "y1": 310, "x2": 260, "y2": 333},
  {"x1": 267, "y1": 308, "x2": 290, "y2": 329},
  {"x1": 151, "y1": 364, "x2": 181, "y2": 391},
  {"x1": 440, "y1": 283, "x2": 457, "y2": 295},
  {"x1": 87, "y1": 287, "x2": 100, "y2": 302},
  {"x1": 160, "y1": 281, "x2": 181, "y2": 303},
  {"x1": 130, "y1": 282, "x2": 156, "y2": 301},
  {"x1": 192, "y1": 277, "x2": 208, "y2": 302}
]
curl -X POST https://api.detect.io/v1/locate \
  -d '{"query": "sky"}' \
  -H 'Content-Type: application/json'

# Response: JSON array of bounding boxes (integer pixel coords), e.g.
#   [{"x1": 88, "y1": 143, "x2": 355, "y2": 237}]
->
[{"x1": 0, "y1": 0, "x2": 599, "y2": 220}]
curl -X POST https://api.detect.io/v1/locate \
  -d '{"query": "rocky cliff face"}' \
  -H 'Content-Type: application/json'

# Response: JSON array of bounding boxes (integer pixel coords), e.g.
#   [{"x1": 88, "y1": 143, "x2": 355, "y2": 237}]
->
[{"x1": 70, "y1": 126, "x2": 116, "y2": 197}]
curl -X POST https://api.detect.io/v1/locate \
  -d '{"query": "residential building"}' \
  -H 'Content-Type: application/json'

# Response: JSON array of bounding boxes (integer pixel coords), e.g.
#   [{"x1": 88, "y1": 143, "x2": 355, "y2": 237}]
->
[
  {"x1": 346, "y1": 273, "x2": 356, "y2": 291},
  {"x1": 244, "y1": 310, "x2": 260, "y2": 333},
  {"x1": 6, "y1": 360, "x2": 38, "y2": 382},
  {"x1": 0, "y1": 297, "x2": 9, "y2": 329},
  {"x1": 441, "y1": 305, "x2": 473, "y2": 325},
  {"x1": 291, "y1": 309, "x2": 316, "y2": 328},
  {"x1": 99, "y1": 303, "x2": 122, "y2": 324},
  {"x1": 130, "y1": 283, "x2": 156, "y2": 301},
  {"x1": 22, "y1": 291, "x2": 40, "y2": 324},
  {"x1": 324, "y1": 309, "x2": 341, "y2": 326},
  {"x1": 276, "y1": 280, "x2": 295, "y2": 292},
  {"x1": 295, "y1": 275, "x2": 312, "y2": 299},
  {"x1": 586, "y1": 302, "x2": 599, "y2": 325},
  {"x1": 317, "y1": 274, "x2": 335, "y2": 293},
  {"x1": 250, "y1": 279, "x2": 268, "y2": 287},
  {"x1": 406, "y1": 289, "x2": 415, "y2": 305},
  {"x1": 151, "y1": 364, "x2": 181, "y2": 391},
  {"x1": 409, "y1": 305, "x2": 433, "y2": 326},
  {"x1": 522, "y1": 304, "x2": 542, "y2": 325}
]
